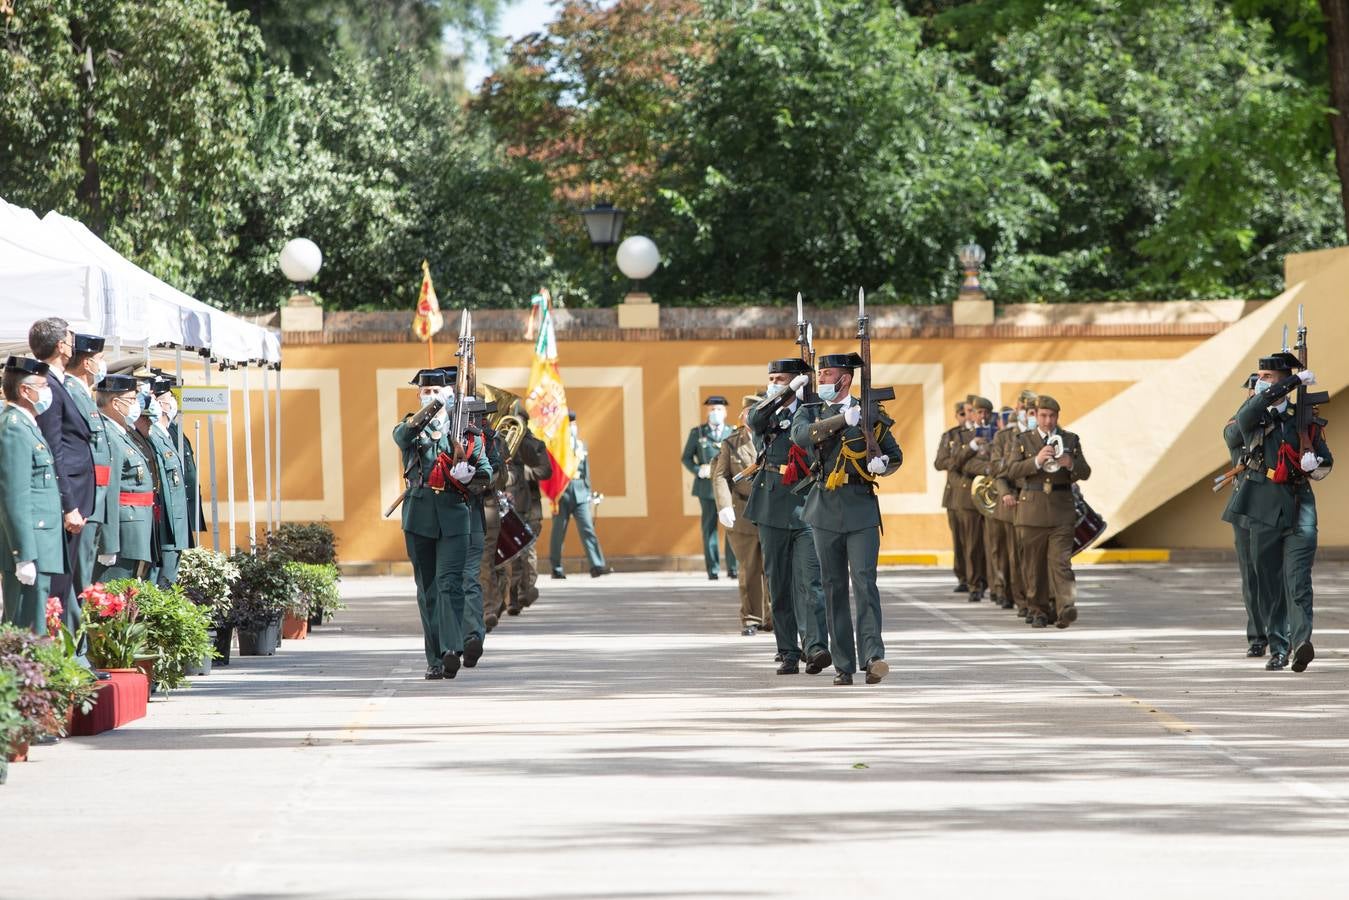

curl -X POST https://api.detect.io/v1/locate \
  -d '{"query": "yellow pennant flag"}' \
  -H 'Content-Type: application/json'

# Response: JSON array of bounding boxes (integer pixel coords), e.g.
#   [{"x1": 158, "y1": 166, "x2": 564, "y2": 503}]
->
[
  {"x1": 524, "y1": 289, "x2": 576, "y2": 500},
  {"x1": 411, "y1": 260, "x2": 443, "y2": 342}
]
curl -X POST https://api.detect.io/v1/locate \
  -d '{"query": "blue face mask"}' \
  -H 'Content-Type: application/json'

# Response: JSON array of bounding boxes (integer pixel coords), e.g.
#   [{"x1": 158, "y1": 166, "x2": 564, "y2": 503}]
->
[
  {"x1": 31, "y1": 386, "x2": 53, "y2": 416},
  {"x1": 765, "y1": 382, "x2": 786, "y2": 398},
  {"x1": 817, "y1": 382, "x2": 839, "y2": 403},
  {"x1": 123, "y1": 410, "x2": 140, "y2": 428},
  {"x1": 1253, "y1": 379, "x2": 1272, "y2": 395}
]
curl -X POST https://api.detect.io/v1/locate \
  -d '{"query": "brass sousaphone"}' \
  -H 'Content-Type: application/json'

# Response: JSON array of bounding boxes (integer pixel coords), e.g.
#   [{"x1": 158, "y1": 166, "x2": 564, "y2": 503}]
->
[
  {"x1": 480, "y1": 384, "x2": 537, "y2": 568},
  {"x1": 481, "y1": 383, "x2": 528, "y2": 459},
  {"x1": 970, "y1": 475, "x2": 1000, "y2": 518}
]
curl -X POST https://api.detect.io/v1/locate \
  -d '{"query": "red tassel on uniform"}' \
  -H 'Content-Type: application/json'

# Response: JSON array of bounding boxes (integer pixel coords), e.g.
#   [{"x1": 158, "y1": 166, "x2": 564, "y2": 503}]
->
[
  {"x1": 781, "y1": 443, "x2": 811, "y2": 486},
  {"x1": 1272, "y1": 442, "x2": 1301, "y2": 484}
]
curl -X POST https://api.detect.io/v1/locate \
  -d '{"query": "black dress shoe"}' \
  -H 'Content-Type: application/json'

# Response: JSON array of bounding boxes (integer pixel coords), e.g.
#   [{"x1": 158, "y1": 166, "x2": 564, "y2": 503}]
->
[
  {"x1": 1266, "y1": 653, "x2": 1289, "y2": 670},
  {"x1": 954, "y1": 583, "x2": 969, "y2": 593},
  {"x1": 805, "y1": 648, "x2": 832, "y2": 675},
  {"x1": 999, "y1": 598, "x2": 1015, "y2": 610},
  {"x1": 728, "y1": 569, "x2": 739, "y2": 579},
  {"x1": 507, "y1": 604, "x2": 522, "y2": 616},
  {"x1": 1292, "y1": 641, "x2": 1315, "y2": 672},
  {"x1": 551, "y1": 570, "x2": 567, "y2": 579},
  {"x1": 741, "y1": 624, "x2": 758, "y2": 637},
  {"x1": 463, "y1": 635, "x2": 484, "y2": 668},
  {"x1": 761, "y1": 623, "x2": 774, "y2": 633},
  {"x1": 833, "y1": 672, "x2": 853, "y2": 685},
  {"x1": 1245, "y1": 641, "x2": 1268, "y2": 658},
  {"x1": 591, "y1": 565, "x2": 611, "y2": 578},
  {"x1": 708, "y1": 573, "x2": 719, "y2": 581},
  {"x1": 968, "y1": 590, "x2": 982, "y2": 603},
  {"x1": 442, "y1": 651, "x2": 462, "y2": 679},
  {"x1": 485, "y1": 612, "x2": 499, "y2": 631},
  {"x1": 776, "y1": 659, "x2": 800, "y2": 675},
  {"x1": 865, "y1": 658, "x2": 889, "y2": 685},
  {"x1": 774, "y1": 651, "x2": 785, "y2": 662},
  {"x1": 1055, "y1": 606, "x2": 1078, "y2": 629},
  {"x1": 1030, "y1": 614, "x2": 1048, "y2": 628},
  {"x1": 425, "y1": 666, "x2": 444, "y2": 680}
]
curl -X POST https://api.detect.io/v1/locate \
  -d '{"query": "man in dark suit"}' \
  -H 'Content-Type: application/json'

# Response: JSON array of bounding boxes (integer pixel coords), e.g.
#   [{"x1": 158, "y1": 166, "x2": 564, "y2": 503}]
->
[{"x1": 29, "y1": 317, "x2": 94, "y2": 640}]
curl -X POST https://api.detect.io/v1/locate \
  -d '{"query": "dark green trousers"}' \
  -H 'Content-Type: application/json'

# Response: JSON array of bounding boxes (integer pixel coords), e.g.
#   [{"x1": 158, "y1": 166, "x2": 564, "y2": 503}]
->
[
  {"x1": 69, "y1": 523, "x2": 102, "y2": 646},
  {"x1": 697, "y1": 497, "x2": 737, "y2": 577},
  {"x1": 0, "y1": 571, "x2": 51, "y2": 636},
  {"x1": 549, "y1": 494, "x2": 606, "y2": 572},
  {"x1": 1249, "y1": 497, "x2": 1317, "y2": 657},
  {"x1": 93, "y1": 557, "x2": 150, "y2": 583},
  {"x1": 758, "y1": 523, "x2": 828, "y2": 663},
  {"x1": 1231, "y1": 523, "x2": 1264, "y2": 644},
  {"x1": 812, "y1": 525, "x2": 884, "y2": 675},
  {"x1": 406, "y1": 531, "x2": 469, "y2": 666},
  {"x1": 155, "y1": 548, "x2": 181, "y2": 588},
  {"x1": 462, "y1": 520, "x2": 486, "y2": 643}
]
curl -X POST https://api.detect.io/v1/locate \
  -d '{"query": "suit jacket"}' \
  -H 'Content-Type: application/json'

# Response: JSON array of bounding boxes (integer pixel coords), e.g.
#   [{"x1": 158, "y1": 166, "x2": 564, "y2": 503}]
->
[
  {"x1": 35, "y1": 368, "x2": 94, "y2": 517},
  {"x1": 0, "y1": 408, "x2": 66, "y2": 574},
  {"x1": 101, "y1": 417, "x2": 155, "y2": 562},
  {"x1": 64, "y1": 376, "x2": 113, "y2": 526},
  {"x1": 682, "y1": 423, "x2": 734, "y2": 500},
  {"x1": 394, "y1": 414, "x2": 491, "y2": 540},
  {"x1": 711, "y1": 427, "x2": 759, "y2": 536},
  {"x1": 790, "y1": 397, "x2": 902, "y2": 533},
  {"x1": 744, "y1": 398, "x2": 807, "y2": 530},
  {"x1": 1227, "y1": 399, "x2": 1333, "y2": 530},
  {"x1": 1005, "y1": 428, "x2": 1091, "y2": 528}
]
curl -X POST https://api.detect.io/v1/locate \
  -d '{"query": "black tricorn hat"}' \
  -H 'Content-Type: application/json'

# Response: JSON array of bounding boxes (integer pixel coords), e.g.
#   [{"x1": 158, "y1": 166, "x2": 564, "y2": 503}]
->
[
  {"x1": 704, "y1": 395, "x2": 728, "y2": 406},
  {"x1": 1242, "y1": 372, "x2": 1258, "y2": 390},
  {"x1": 817, "y1": 352, "x2": 864, "y2": 370},
  {"x1": 4, "y1": 356, "x2": 49, "y2": 376},
  {"x1": 410, "y1": 368, "x2": 451, "y2": 387},
  {"x1": 568, "y1": 409, "x2": 577, "y2": 421},
  {"x1": 1258, "y1": 351, "x2": 1300, "y2": 372},
  {"x1": 150, "y1": 375, "x2": 178, "y2": 396},
  {"x1": 72, "y1": 333, "x2": 105, "y2": 354},
  {"x1": 96, "y1": 373, "x2": 139, "y2": 393},
  {"x1": 767, "y1": 358, "x2": 812, "y2": 375}
]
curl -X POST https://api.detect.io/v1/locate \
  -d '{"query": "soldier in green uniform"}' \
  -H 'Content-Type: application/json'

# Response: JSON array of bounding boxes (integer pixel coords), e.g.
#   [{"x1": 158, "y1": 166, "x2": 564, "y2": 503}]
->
[
  {"x1": 681, "y1": 396, "x2": 737, "y2": 580},
  {"x1": 63, "y1": 334, "x2": 114, "y2": 656},
  {"x1": 1004, "y1": 395, "x2": 1091, "y2": 628},
  {"x1": 993, "y1": 391, "x2": 1038, "y2": 616},
  {"x1": 1229, "y1": 352, "x2": 1331, "y2": 672},
  {"x1": 790, "y1": 353, "x2": 902, "y2": 685},
  {"x1": 549, "y1": 411, "x2": 608, "y2": 578},
  {"x1": 1220, "y1": 374, "x2": 1268, "y2": 657},
  {"x1": 504, "y1": 406, "x2": 552, "y2": 614},
  {"x1": 93, "y1": 375, "x2": 156, "y2": 581},
  {"x1": 933, "y1": 401, "x2": 970, "y2": 593},
  {"x1": 746, "y1": 359, "x2": 830, "y2": 675},
  {"x1": 0, "y1": 357, "x2": 66, "y2": 636},
  {"x1": 159, "y1": 380, "x2": 204, "y2": 546},
  {"x1": 143, "y1": 377, "x2": 190, "y2": 586},
  {"x1": 462, "y1": 406, "x2": 505, "y2": 665},
  {"x1": 396, "y1": 368, "x2": 491, "y2": 680}
]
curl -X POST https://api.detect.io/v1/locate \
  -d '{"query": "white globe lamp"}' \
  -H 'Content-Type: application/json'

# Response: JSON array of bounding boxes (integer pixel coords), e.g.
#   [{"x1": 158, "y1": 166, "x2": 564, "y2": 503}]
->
[
  {"x1": 279, "y1": 238, "x2": 323, "y2": 285},
  {"x1": 616, "y1": 236, "x2": 660, "y2": 282}
]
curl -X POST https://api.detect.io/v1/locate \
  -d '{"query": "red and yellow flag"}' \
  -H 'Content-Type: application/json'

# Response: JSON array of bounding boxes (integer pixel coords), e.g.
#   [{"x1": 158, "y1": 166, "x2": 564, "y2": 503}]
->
[
  {"x1": 524, "y1": 289, "x2": 575, "y2": 500},
  {"x1": 411, "y1": 260, "x2": 443, "y2": 343}
]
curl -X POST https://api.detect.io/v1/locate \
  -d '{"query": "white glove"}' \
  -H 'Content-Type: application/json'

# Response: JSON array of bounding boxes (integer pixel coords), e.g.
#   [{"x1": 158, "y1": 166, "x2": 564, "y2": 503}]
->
[
  {"x1": 843, "y1": 405, "x2": 861, "y2": 427},
  {"x1": 717, "y1": 507, "x2": 736, "y2": 529},
  {"x1": 1298, "y1": 370, "x2": 1316, "y2": 386},
  {"x1": 97, "y1": 554, "x2": 117, "y2": 567},
  {"x1": 450, "y1": 461, "x2": 476, "y2": 484},
  {"x1": 866, "y1": 455, "x2": 888, "y2": 475},
  {"x1": 15, "y1": 561, "x2": 36, "y2": 586},
  {"x1": 1300, "y1": 451, "x2": 1322, "y2": 472},
  {"x1": 788, "y1": 374, "x2": 809, "y2": 392},
  {"x1": 697, "y1": 464, "x2": 711, "y2": 479},
  {"x1": 969, "y1": 438, "x2": 982, "y2": 451}
]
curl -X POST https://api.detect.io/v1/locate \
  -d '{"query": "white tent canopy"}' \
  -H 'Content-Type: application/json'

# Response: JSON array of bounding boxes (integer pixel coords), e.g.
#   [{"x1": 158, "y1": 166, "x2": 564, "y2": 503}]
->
[{"x1": 0, "y1": 197, "x2": 279, "y2": 365}]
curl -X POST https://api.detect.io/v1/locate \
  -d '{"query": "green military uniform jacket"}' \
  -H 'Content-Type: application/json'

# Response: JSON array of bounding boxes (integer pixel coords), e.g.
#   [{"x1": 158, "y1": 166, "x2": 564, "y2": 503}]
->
[
  {"x1": 168, "y1": 420, "x2": 203, "y2": 533},
  {"x1": 1004, "y1": 428, "x2": 1092, "y2": 528},
  {"x1": 100, "y1": 418, "x2": 155, "y2": 562},
  {"x1": 790, "y1": 397, "x2": 902, "y2": 532},
  {"x1": 63, "y1": 377, "x2": 113, "y2": 526},
  {"x1": 0, "y1": 408, "x2": 66, "y2": 575},
  {"x1": 394, "y1": 414, "x2": 492, "y2": 539},
  {"x1": 1220, "y1": 416, "x2": 1250, "y2": 528},
  {"x1": 1227, "y1": 399, "x2": 1333, "y2": 531},
  {"x1": 148, "y1": 425, "x2": 191, "y2": 551},
  {"x1": 745, "y1": 398, "x2": 808, "y2": 529},
  {"x1": 681, "y1": 423, "x2": 734, "y2": 500}
]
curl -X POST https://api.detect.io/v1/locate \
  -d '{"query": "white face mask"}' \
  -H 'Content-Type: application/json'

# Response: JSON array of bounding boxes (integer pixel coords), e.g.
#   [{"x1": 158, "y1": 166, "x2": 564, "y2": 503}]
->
[
  {"x1": 817, "y1": 382, "x2": 839, "y2": 402},
  {"x1": 94, "y1": 358, "x2": 108, "y2": 382},
  {"x1": 765, "y1": 382, "x2": 786, "y2": 398},
  {"x1": 159, "y1": 395, "x2": 178, "y2": 422},
  {"x1": 419, "y1": 391, "x2": 438, "y2": 408},
  {"x1": 707, "y1": 408, "x2": 726, "y2": 428}
]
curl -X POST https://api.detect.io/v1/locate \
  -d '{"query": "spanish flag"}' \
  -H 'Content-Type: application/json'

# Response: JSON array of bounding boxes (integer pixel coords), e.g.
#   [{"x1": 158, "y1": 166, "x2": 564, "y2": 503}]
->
[
  {"x1": 524, "y1": 289, "x2": 575, "y2": 500},
  {"x1": 411, "y1": 260, "x2": 443, "y2": 342}
]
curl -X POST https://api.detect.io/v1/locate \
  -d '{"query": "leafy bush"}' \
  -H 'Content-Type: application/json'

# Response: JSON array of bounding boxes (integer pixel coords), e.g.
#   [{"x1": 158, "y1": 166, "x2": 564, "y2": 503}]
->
[
  {"x1": 0, "y1": 665, "x2": 22, "y2": 760},
  {"x1": 266, "y1": 522, "x2": 339, "y2": 566},
  {"x1": 286, "y1": 562, "x2": 344, "y2": 623},
  {"x1": 0, "y1": 626, "x2": 65, "y2": 747},
  {"x1": 106, "y1": 580, "x2": 214, "y2": 691},
  {"x1": 230, "y1": 550, "x2": 300, "y2": 629},
  {"x1": 177, "y1": 548, "x2": 240, "y2": 629}
]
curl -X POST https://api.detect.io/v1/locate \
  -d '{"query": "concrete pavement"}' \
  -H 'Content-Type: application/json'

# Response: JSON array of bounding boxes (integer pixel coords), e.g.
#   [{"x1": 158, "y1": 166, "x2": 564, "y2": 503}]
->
[{"x1": 5, "y1": 563, "x2": 1349, "y2": 898}]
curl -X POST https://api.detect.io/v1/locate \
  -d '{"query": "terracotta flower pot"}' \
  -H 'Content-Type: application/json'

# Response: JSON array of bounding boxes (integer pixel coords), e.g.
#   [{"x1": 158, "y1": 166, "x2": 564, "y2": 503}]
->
[
  {"x1": 6, "y1": 741, "x2": 29, "y2": 763},
  {"x1": 281, "y1": 614, "x2": 309, "y2": 640}
]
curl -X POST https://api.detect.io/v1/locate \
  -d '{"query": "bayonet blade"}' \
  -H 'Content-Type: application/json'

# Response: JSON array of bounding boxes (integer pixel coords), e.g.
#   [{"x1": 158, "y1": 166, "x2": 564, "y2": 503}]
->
[
  {"x1": 858, "y1": 287, "x2": 865, "y2": 319},
  {"x1": 796, "y1": 292, "x2": 804, "y2": 326},
  {"x1": 1282, "y1": 325, "x2": 1289, "y2": 352}
]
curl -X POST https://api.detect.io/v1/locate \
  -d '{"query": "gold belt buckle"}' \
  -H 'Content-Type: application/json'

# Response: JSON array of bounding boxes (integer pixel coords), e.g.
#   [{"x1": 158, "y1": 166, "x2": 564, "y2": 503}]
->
[
  {"x1": 1043, "y1": 480, "x2": 1052, "y2": 494},
  {"x1": 1266, "y1": 468, "x2": 1276, "y2": 480}
]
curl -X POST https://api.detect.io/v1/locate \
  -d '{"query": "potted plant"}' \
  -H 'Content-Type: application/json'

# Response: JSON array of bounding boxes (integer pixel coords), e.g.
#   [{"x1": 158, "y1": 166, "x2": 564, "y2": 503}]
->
[
  {"x1": 230, "y1": 550, "x2": 298, "y2": 656},
  {"x1": 176, "y1": 548, "x2": 239, "y2": 670},
  {"x1": 81, "y1": 583, "x2": 151, "y2": 673},
  {"x1": 105, "y1": 580, "x2": 214, "y2": 691},
  {"x1": 267, "y1": 523, "x2": 341, "y2": 627},
  {"x1": 0, "y1": 625, "x2": 67, "y2": 763},
  {"x1": 35, "y1": 599, "x2": 99, "y2": 732},
  {"x1": 282, "y1": 563, "x2": 344, "y2": 638}
]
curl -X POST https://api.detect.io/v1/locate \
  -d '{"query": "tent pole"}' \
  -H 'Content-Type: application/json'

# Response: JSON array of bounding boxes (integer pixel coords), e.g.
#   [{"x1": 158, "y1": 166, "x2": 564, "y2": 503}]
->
[
  {"x1": 205, "y1": 358, "x2": 221, "y2": 552},
  {"x1": 274, "y1": 365, "x2": 282, "y2": 530},
  {"x1": 242, "y1": 365, "x2": 257, "y2": 550},
  {"x1": 225, "y1": 365, "x2": 237, "y2": 556},
  {"x1": 261, "y1": 365, "x2": 274, "y2": 533}
]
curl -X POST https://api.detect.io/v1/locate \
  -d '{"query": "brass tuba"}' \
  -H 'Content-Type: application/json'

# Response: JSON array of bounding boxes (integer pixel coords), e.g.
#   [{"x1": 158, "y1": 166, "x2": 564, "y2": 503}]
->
[
  {"x1": 971, "y1": 475, "x2": 1000, "y2": 518},
  {"x1": 482, "y1": 384, "x2": 527, "y2": 458}
]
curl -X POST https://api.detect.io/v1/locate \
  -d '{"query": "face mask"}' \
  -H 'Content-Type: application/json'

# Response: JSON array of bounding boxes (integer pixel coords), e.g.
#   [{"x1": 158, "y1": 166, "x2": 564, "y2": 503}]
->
[
  {"x1": 569, "y1": 422, "x2": 578, "y2": 438},
  {"x1": 94, "y1": 359, "x2": 108, "y2": 382},
  {"x1": 159, "y1": 395, "x2": 178, "y2": 422},
  {"x1": 123, "y1": 406, "x2": 140, "y2": 428},
  {"x1": 1016, "y1": 409, "x2": 1027, "y2": 426},
  {"x1": 817, "y1": 382, "x2": 838, "y2": 403},
  {"x1": 1275, "y1": 400, "x2": 1288, "y2": 414},
  {"x1": 707, "y1": 409, "x2": 725, "y2": 427},
  {"x1": 1253, "y1": 379, "x2": 1272, "y2": 395},
  {"x1": 419, "y1": 392, "x2": 438, "y2": 408},
  {"x1": 32, "y1": 386, "x2": 53, "y2": 415},
  {"x1": 765, "y1": 382, "x2": 786, "y2": 398}
]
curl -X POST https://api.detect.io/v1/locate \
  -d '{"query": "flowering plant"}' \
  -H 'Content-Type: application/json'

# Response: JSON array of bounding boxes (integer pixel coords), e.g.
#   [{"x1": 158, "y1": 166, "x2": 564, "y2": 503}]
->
[
  {"x1": 104, "y1": 579, "x2": 213, "y2": 691},
  {"x1": 81, "y1": 583, "x2": 149, "y2": 670},
  {"x1": 45, "y1": 597, "x2": 63, "y2": 636},
  {"x1": 0, "y1": 625, "x2": 67, "y2": 747},
  {"x1": 176, "y1": 548, "x2": 239, "y2": 628}
]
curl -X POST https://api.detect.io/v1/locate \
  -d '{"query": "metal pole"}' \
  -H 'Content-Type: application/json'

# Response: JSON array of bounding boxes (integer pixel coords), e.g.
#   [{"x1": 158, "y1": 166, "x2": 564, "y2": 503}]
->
[
  {"x1": 194, "y1": 418, "x2": 203, "y2": 547},
  {"x1": 205, "y1": 358, "x2": 221, "y2": 552},
  {"x1": 274, "y1": 364, "x2": 282, "y2": 529},
  {"x1": 261, "y1": 365, "x2": 274, "y2": 534},
  {"x1": 242, "y1": 365, "x2": 257, "y2": 549},
  {"x1": 225, "y1": 365, "x2": 237, "y2": 556}
]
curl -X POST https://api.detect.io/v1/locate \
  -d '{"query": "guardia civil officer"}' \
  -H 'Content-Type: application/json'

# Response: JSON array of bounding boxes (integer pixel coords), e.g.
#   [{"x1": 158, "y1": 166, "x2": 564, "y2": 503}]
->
[
  {"x1": 681, "y1": 396, "x2": 737, "y2": 580},
  {"x1": 1229, "y1": 352, "x2": 1331, "y2": 672},
  {"x1": 791, "y1": 352, "x2": 902, "y2": 685},
  {"x1": 396, "y1": 368, "x2": 491, "y2": 680},
  {"x1": 549, "y1": 411, "x2": 608, "y2": 579},
  {"x1": 933, "y1": 400, "x2": 970, "y2": 593},
  {"x1": 0, "y1": 357, "x2": 66, "y2": 635},
  {"x1": 746, "y1": 359, "x2": 830, "y2": 675},
  {"x1": 144, "y1": 377, "x2": 190, "y2": 585},
  {"x1": 1003, "y1": 396, "x2": 1091, "y2": 629},
  {"x1": 92, "y1": 375, "x2": 156, "y2": 581},
  {"x1": 1220, "y1": 374, "x2": 1268, "y2": 657},
  {"x1": 159, "y1": 379, "x2": 204, "y2": 544}
]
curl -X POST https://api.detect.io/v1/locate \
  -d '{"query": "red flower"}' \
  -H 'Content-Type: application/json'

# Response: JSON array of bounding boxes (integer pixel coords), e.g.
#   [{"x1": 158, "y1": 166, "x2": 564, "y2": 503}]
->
[{"x1": 45, "y1": 596, "x2": 63, "y2": 633}]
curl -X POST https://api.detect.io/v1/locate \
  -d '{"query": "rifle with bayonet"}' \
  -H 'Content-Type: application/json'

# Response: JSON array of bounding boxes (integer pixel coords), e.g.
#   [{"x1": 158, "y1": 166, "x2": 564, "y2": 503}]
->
[
  {"x1": 734, "y1": 293, "x2": 816, "y2": 484},
  {"x1": 857, "y1": 287, "x2": 895, "y2": 463},
  {"x1": 1294, "y1": 304, "x2": 1329, "y2": 456},
  {"x1": 383, "y1": 397, "x2": 446, "y2": 516}
]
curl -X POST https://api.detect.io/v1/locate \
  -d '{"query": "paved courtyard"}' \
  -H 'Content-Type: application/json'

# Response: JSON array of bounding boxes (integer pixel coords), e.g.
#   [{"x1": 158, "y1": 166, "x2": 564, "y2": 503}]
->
[{"x1": 6, "y1": 563, "x2": 1349, "y2": 898}]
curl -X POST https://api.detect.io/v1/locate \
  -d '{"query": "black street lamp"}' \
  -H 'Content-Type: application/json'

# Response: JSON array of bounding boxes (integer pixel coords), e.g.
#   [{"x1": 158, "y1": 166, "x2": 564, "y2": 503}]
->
[{"x1": 580, "y1": 202, "x2": 627, "y2": 249}]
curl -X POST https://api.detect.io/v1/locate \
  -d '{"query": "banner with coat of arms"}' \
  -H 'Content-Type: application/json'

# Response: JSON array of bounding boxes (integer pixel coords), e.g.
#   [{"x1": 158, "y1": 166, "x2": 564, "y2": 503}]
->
[{"x1": 524, "y1": 289, "x2": 575, "y2": 501}]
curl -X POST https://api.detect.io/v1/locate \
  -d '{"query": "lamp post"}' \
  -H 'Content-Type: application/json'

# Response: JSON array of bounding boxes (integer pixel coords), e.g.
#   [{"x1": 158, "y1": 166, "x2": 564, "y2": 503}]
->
[
  {"x1": 615, "y1": 235, "x2": 661, "y2": 329},
  {"x1": 952, "y1": 241, "x2": 994, "y2": 326},
  {"x1": 580, "y1": 202, "x2": 627, "y2": 249},
  {"x1": 278, "y1": 237, "x2": 323, "y2": 333}
]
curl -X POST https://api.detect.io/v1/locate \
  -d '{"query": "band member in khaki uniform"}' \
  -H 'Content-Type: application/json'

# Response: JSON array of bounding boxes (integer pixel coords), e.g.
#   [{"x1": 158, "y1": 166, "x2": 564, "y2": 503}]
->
[
  {"x1": 504, "y1": 406, "x2": 552, "y2": 616},
  {"x1": 713, "y1": 395, "x2": 772, "y2": 636},
  {"x1": 948, "y1": 398, "x2": 988, "y2": 601},
  {"x1": 993, "y1": 391, "x2": 1037, "y2": 616},
  {"x1": 962, "y1": 397, "x2": 1009, "y2": 606},
  {"x1": 933, "y1": 400, "x2": 970, "y2": 593},
  {"x1": 1004, "y1": 395, "x2": 1091, "y2": 628}
]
